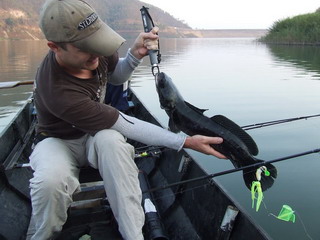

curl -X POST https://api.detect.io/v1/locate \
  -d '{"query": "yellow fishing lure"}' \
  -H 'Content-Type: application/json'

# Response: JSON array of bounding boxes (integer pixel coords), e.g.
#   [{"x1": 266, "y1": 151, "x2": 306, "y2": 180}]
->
[{"x1": 251, "y1": 181, "x2": 263, "y2": 212}]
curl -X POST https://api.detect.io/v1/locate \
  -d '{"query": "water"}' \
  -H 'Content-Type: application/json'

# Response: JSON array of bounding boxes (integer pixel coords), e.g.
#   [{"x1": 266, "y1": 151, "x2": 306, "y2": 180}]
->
[
  {"x1": 0, "y1": 40, "x2": 48, "y2": 132},
  {"x1": 1, "y1": 38, "x2": 320, "y2": 239}
]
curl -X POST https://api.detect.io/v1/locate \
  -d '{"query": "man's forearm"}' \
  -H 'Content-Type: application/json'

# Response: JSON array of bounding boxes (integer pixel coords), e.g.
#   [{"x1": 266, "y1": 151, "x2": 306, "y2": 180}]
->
[
  {"x1": 111, "y1": 112, "x2": 186, "y2": 151},
  {"x1": 108, "y1": 49, "x2": 142, "y2": 85}
]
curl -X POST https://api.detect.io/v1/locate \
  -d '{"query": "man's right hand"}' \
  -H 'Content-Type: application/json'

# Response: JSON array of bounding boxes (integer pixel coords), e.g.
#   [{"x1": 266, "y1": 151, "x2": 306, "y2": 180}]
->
[{"x1": 184, "y1": 135, "x2": 227, "y2": 159}]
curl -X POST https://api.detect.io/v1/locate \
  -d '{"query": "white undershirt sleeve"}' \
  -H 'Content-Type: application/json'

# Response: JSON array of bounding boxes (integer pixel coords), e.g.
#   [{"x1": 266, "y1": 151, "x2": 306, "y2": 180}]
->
[
  {"x1": 108, "y1": 49, "x2": 142, "y2": 85},
  {"x1": 110, "y1": 112, "x2": 186, "y2": 151}
]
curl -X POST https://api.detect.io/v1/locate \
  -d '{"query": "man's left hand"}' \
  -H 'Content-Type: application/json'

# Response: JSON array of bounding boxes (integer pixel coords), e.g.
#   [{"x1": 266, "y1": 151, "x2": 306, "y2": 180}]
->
[{"x1": 130, "y1": 27, "x2": 159, "y2": 59}]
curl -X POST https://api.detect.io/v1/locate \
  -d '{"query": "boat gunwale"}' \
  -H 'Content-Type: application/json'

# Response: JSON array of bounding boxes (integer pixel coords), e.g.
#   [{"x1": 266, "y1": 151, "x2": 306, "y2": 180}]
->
[{"x1": 0, "y1": 95, "x2": 34, "y2": 167}]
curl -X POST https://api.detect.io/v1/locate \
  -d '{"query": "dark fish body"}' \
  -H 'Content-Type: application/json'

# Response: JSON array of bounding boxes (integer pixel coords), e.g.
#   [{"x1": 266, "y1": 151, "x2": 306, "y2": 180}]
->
[{"x1": 155, "y1": 72, "x2": 277, "y2": 191}]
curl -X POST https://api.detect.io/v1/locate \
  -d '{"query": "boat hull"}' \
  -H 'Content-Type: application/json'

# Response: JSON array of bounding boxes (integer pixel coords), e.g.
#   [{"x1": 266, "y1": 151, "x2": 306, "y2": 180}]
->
[{"x1": 0, "y1": 90, "x2": 270, "y2": 239}]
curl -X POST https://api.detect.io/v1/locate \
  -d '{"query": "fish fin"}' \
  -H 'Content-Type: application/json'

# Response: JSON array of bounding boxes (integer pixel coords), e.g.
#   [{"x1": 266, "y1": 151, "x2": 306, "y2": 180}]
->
[
  {"x1": 211, "y1": 115, "x2": 259, "y2": 156},
  {"x1": 184, "y1": 101, "x2": 208, "y2": 114},
  {"x1": 243, "y1": 160, "x2": 277, "y2": 192},
  {"x1": 168, "y1": 118, "x2": 180, "y2": 133}
]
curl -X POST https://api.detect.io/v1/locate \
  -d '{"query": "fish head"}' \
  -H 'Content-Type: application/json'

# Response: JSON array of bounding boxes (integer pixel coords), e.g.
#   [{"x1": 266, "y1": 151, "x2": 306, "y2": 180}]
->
[{"x1": 155, "y1": 72, "x2": 182, "y2": 111}]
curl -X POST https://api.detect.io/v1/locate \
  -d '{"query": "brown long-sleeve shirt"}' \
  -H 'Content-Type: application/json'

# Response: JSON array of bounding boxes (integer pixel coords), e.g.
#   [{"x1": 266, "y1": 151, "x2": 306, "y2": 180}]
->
[{"x1": 34, "y1": 50, "x2": 119, "y2": 139}]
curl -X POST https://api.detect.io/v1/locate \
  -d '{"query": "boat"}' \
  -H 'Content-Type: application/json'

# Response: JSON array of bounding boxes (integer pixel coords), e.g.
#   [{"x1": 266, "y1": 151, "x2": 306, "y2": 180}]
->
[{"x1": 0, "y1": 88, "x2": 271, "y2": 240}]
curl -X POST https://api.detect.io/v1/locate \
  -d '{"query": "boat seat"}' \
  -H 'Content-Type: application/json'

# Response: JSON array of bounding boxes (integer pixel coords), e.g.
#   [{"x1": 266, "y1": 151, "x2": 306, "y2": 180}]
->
[
  {"x1": 73, "y1": 166, "x2": 106, "y2": 206},
  {"x1": 73, "y1": 181, "x2": 105, "y2": 202}
]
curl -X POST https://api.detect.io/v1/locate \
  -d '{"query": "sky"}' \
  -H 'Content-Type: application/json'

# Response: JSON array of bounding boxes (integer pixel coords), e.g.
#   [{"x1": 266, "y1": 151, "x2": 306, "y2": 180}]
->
[{"x1": 141, "y1": 0, "x2": 320, "y2": 29}]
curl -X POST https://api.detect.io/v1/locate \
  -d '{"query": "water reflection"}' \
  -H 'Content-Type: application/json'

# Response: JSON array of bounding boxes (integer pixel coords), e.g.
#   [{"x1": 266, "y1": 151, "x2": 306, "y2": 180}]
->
[
  {"x1": 0, "y1": 40, "x2": 48, "y2": 82},
  {"x1": 131, "y1": 38, "x2": 320, "y2": 240},
  {"x1": 0, "y1": 85, "x2": 33, "y2": 132},
  {"x1": 266, "y1": 44, "x2": 320, "y2": 81}
]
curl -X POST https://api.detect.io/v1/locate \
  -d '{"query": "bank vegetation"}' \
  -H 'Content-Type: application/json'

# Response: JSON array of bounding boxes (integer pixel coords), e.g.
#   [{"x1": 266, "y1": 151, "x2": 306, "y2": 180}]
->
[{"x1": 260, "y1": 8, "x2": 320, "y2": 45}]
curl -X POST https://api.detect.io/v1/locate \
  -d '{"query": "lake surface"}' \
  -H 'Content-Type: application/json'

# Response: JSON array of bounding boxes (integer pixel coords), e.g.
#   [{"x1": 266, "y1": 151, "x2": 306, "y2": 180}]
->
[{"x1": 1, "y1": 38, "x2": 320, "y2": 239}]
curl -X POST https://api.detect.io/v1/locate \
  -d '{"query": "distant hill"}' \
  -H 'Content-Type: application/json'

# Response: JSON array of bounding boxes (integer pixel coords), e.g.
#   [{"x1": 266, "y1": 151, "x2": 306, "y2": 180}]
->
[
  {"x1": 0, "y1": 0, "x2": 192, "y2": 40},
  {"x1": 0, "y1": 0, "x2": 268, "y2": 40}
]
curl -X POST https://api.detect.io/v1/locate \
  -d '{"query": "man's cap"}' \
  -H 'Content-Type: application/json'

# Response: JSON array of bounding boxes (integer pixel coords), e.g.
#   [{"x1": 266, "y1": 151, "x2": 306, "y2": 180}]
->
[{"x1": 40, "y1": 0, "x2": 125, "y2": 56}]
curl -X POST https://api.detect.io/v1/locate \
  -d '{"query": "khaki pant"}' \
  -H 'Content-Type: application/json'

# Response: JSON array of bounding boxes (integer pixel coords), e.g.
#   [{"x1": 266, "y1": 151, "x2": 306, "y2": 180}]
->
[{"x1": 27, "y1": 129, "x2": 144, "y2": 240}]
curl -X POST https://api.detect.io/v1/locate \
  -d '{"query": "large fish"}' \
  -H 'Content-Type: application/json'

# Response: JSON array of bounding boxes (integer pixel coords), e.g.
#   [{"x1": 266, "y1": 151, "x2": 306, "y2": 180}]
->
[{"x1": 155, "y1": 72, "x2": 277, "y2": 191}]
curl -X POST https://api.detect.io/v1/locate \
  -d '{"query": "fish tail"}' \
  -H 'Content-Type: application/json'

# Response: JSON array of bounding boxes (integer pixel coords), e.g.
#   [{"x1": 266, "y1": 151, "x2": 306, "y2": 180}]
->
[{"x1": 242, "y1": 159, "x2": 277, "y2": 192}]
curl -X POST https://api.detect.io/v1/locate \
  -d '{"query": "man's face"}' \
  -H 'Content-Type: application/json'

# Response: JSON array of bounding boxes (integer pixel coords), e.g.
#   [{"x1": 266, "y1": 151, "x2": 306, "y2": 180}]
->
[{"x1": 55, "y1": 43, "x2": 100, "y2": 72}]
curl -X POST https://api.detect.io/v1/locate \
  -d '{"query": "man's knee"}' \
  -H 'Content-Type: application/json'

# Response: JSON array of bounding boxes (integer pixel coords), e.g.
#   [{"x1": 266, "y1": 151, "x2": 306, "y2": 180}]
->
[
  {"x1": 93, "y1": 129, "x2": 127, "y2": 149},
  {"x1": 88, "y1": 129, "x2": 135, "y2": 166},
  {"x1": 94, "y1": 129, "x2": 125, "y2": 144},
  {"x1": 30, "y1": 170, "x2": 75, "y2": 198}
]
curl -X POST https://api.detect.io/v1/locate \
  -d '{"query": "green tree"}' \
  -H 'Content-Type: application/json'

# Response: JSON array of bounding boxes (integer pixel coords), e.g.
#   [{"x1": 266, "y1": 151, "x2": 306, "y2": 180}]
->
[{"x1": 5, "y1": 18, "x2": 15, "y2": 26}]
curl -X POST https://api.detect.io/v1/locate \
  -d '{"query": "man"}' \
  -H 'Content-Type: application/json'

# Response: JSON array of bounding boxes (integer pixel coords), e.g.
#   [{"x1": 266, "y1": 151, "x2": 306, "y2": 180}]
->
[{"x1": 28, "y1": 0, "x2": 225, "y2": 239}]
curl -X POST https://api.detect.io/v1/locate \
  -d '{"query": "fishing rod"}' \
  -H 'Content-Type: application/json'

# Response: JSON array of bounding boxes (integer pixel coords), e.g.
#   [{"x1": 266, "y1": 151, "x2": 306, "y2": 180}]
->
[
  {"x1": 0, "y1": 80, "x2": 34, "y2": 89},
  {"x1": 144, "y1": 147, "x2": 320, "y2": 194},
  {"x1": 241, "y1": 114, "x2": 320, "y2": 131}
]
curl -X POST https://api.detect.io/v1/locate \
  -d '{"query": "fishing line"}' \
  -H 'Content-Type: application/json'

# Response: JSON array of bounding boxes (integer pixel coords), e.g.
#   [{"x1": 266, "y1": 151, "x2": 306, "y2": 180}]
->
[
  {"x1": 267, "y1": 206, "x2": 314, "y2": 240},
  {"x1": 252, "y1": 197, "x2": 314, "y2": 239},
  {"x1": 292, "y1": 211, "x2": 313, "y2": 240}
]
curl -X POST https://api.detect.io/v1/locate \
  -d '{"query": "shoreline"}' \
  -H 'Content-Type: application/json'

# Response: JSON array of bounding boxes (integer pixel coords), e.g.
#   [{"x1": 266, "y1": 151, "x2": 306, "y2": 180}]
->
[{"x1": 0, "y1": 28, "x2": 268, "y2": 40}]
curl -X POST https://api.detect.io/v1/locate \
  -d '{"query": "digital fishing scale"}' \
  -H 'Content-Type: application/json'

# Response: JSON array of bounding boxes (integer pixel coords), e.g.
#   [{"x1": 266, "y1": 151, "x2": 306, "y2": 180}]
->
[{"x1": 140, "y1": 6, "x2": 161, "y2": 76}]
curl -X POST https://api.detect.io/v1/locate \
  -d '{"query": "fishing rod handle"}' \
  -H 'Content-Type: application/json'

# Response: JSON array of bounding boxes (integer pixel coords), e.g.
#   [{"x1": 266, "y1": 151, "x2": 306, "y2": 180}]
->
[{"x1": 140, "y1": 6, "x2": 159, "y2": 68}]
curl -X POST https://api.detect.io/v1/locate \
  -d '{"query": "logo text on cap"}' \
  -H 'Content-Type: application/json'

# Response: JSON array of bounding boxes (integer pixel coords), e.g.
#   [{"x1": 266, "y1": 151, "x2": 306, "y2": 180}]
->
[{"x1": 78, "y1": 12, "x2": 98, "y2": 30}]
